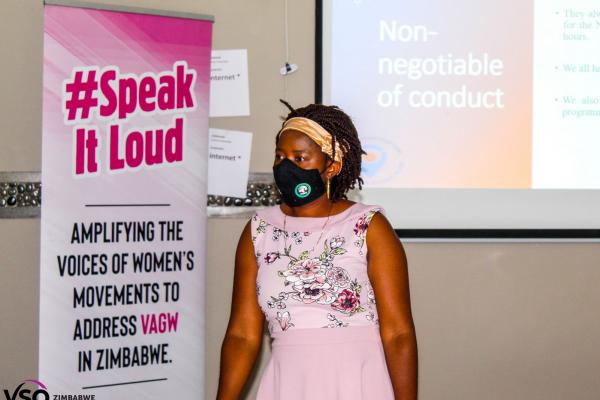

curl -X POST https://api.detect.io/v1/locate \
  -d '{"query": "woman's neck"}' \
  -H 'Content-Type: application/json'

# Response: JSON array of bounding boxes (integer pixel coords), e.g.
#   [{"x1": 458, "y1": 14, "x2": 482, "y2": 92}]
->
[{"x1": 279, "y1": 195, "x2": 335, "y2": 218}]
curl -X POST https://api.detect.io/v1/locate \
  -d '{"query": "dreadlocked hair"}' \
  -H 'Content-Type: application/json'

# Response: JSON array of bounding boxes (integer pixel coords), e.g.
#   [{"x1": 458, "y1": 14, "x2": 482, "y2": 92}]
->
[{"x1": 276, "y1": 99, "x2": 367, "y2": 201}]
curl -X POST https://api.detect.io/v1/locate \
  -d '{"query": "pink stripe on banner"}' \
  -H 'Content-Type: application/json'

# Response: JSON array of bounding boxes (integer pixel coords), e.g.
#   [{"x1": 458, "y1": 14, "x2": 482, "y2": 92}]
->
[{"x1": 44, "y1": 6, "x2": 211, "y2": 81}]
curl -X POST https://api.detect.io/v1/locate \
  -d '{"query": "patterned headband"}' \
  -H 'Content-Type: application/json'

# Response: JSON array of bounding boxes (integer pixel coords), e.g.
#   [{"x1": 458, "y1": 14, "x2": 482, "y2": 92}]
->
[{"x1": 278, "y1": 117, "x2": 344, "y2": 168}]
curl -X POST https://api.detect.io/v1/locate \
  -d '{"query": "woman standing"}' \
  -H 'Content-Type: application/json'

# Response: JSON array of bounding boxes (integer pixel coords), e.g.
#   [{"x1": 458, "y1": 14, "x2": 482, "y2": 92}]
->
[{"x1": 216, "y1": 101, "x2": 418, "y2": 399}]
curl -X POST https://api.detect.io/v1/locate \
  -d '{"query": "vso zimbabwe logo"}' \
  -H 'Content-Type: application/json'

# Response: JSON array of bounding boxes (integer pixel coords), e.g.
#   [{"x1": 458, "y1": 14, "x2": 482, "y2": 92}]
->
[
  {"x1": 294, "y1": 183, "x2": 311, "y2": 198},
  {"x1": 3, "y1": 379, "x2": 49, "y2": 400}
]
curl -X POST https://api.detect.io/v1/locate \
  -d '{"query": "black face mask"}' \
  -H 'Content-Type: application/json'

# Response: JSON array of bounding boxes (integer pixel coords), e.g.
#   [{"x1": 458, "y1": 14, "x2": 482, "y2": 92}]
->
[{"x1": 272, "y1": 158, "x2": 326, "y2": 207}]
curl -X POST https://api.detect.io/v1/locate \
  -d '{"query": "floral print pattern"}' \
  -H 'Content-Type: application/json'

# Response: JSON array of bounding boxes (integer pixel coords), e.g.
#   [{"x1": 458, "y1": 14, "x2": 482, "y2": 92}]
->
[
  {"x1": 276, "y1": 311, "x2": 295, "y2": 331},
  {"x1": 324, "y1": 313, "x2": 349, "y2": 328},
  {"x1": 353, "y1": 209, "x2": 381, "y2": 256},
  {"x1": 251, "y1": 206, "x2": 384, "y2": 333},
  {"x1": 267, "y1": 291, "x2": 289, "y2": 309},
  {"x1": 264, "y1": 252, "x2": 280, "y2": 264}
]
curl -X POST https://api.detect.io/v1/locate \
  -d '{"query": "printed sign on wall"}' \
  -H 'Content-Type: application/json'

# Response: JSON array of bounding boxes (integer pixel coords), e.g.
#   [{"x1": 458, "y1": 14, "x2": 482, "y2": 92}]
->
[{"x1": 40, "y1": 4, "x2": 212, "y2": 399}]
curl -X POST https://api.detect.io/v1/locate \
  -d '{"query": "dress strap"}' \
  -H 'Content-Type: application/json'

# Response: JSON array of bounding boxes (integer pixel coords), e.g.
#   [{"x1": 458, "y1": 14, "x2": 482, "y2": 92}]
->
[
  {"x1": 353, "y1": 204, "x2": 386, "y2": 222},
  {"x1": 351, "y1": 204, "x2": 386, "y2": 256}
]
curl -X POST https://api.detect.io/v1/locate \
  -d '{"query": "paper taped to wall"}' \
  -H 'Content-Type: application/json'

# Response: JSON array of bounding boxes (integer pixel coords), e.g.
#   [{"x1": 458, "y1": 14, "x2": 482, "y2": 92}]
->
[
  {"x1": 209, "y1": 49, "x2": 250, "y2": 117},
  {"x1": 208, "y1": 128, "x2": 252, "y2": 197}
]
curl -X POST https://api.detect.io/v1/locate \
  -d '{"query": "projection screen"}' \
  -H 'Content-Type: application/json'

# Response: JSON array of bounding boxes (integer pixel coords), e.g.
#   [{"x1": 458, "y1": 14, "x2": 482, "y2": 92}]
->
[{"x1": 317, "y1": 0, "x2": 600, "y2": 239}]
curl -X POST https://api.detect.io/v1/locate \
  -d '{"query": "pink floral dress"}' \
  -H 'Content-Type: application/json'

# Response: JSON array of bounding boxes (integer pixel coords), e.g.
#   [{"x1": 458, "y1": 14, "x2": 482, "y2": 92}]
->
[
  {"x1": 252, "y1": 202, "x2": 384, "y2": 334},
  {"x1": 251, "y1": 202, "x2": 396, "y2": 399}
]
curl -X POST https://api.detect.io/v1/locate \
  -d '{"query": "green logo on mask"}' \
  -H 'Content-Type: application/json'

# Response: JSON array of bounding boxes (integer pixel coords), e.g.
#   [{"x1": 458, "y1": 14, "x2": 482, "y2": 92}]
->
[{"x1": 294, "y1": 183, "x2": 311, "y2": 198}]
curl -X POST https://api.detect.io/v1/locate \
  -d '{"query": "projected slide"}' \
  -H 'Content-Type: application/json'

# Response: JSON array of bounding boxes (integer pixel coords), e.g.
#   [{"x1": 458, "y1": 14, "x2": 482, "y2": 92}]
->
[{"x1": 323, "y1": 0, "x2": 600, "y2": 189}]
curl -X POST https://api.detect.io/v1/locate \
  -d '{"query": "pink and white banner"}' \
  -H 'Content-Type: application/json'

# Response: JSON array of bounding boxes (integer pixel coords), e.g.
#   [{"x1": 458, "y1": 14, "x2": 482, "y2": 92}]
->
[{"x1": 40, "y1": 3, "x2": 212, "y2": 399}]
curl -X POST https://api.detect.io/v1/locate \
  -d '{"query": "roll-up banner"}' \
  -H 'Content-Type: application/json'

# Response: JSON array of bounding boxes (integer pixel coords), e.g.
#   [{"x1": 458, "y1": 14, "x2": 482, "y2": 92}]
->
[{"x1": 39, "y1": 2, "x2": 213, "y2": 398}]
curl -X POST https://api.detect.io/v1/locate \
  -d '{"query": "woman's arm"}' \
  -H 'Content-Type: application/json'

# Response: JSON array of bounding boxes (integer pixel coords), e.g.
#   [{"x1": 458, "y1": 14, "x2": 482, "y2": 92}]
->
[
  {"x1": 366, "y1": 212, "x2": 418, "y2": 400},
  {"x1": 216, "y1": 220, "x2": 265, "y2": 400}
]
